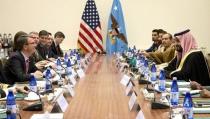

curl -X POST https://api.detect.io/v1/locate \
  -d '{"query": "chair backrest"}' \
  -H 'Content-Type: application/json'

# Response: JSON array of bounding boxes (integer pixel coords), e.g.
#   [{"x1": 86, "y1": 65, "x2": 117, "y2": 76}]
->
[
  {"x1": 0, "y1": 59, "x2": 3, "y2": 69},
  {"x1": 205, "y1": 54, "x2": 210, "y2": 74}
]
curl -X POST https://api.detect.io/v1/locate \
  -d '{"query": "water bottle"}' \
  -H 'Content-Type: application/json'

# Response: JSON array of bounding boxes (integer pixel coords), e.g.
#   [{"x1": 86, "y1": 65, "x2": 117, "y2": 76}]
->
[
  {"x1": 159, "y1": 70, "x2": 166, "y2": 91},
  {"x1": 56, "y1": 57, "x2": 62, "y2": 73},
  {"x1": 64, "y1": 53, "x2": 68, "y2": 65},
  {"x1": 170, "y1": 77, "x2": 179, "y2": 107},
  {"x1": 76, "y1": 54, "x2": 81, "y2": 68},
  {"x1": 150, "y1": 63, "x2": 157, "y2": 82},
  {"x1": 139, "y1": 56, "x2": 145, "y2": 73},
  {"x1": 130, "y1": 56, "x2": 136, "y2": 68},
  {"x1": 45, "y1": 68, "x2": 52, "y2": 91},
  {"x1": 6, "y1": 90, "x2": 16, "y2": 119},
  {"x1": 66, "y1": 59, "x2": 72, "y2": 76},
  {"x1": 143, "y1": 59, "x2": 149, "y2": 78},
  {"x1": 29, "y1": 75, "x2": 37, "y2": 92},
  {"x1": 183, "y1": 92, "x2": 193, "y2": 119},
  {"x1": 56, "y1": 58, "x2": 63, "y2": 87}
]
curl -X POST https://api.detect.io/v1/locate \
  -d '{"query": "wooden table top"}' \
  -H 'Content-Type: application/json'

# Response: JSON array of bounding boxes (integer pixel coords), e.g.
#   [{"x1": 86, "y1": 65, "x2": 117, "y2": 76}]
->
[
  {"x1": 64, "y1": 55, "x2": 137, "y2": 119},
  {"x1": 5, "y1": 54, "x2": 210, "y2": 119}
]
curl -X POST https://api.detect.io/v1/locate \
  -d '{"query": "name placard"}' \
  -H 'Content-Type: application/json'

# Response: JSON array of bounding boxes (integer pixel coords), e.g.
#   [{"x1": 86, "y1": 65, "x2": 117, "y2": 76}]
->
[
  {"x1": 120, "y1": 74, "x2": 130, "y2": 86},
  {"x1": 56, "y1": 94, "x2": 68, "y2": 112},
  {"x1": 125, "y1": 81, "x2": 133, "y2": 96},
  {"x1": 67, "y1": 75, "x2": 77, "y2": 86},
  {"x1": 66, "y1": 84, "x2": 75, "y2": 97},
  {"x1": 128, "y1": 92, "x2": 137, "y2": 111},
  {"x1": 77, "y1": 68, "x2": 85, "y2": 79},
  {"x1": 136, "y1": 110, "x2": 145, "y2": 119}
]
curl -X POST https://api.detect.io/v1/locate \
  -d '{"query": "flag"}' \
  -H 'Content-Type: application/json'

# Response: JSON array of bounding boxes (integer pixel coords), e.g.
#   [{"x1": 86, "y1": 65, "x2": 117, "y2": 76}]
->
[
  {"x1": 77, "y1": 0, "x2": 103, "y2": 54},
  {"x1": 106, "y1": 0, "x2": 128, "y2": 55}
]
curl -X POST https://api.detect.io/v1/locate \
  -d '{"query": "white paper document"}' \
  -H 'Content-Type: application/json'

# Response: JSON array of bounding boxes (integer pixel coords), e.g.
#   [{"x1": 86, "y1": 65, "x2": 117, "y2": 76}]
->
[
  {"x1": 31, "y1": 113, "x2": 63, "y2": 119},
  {"x1": 77, "y1": 68, "x2": 85, "y2": 79}
]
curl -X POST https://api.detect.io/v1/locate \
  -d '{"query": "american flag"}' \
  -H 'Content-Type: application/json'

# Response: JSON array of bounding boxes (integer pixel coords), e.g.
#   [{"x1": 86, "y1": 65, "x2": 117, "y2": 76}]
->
[{"x1": 78, "y1": 0, "x2": 103, "y2": 53}]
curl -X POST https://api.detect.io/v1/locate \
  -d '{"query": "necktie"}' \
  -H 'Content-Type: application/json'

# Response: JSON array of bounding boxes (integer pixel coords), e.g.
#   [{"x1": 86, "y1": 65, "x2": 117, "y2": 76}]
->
[
  {"x1": 56, "y1": 45, "x2": 60, "y2": 54},
  {"x1": 25, "y1": 59, "x2": 29, "y2": 74}
]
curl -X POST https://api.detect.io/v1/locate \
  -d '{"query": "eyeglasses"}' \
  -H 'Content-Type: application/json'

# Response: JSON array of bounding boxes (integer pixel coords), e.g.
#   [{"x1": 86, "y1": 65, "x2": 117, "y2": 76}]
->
[
  {"x1": 40, "y1": 36, "x2": 49, "y2": 40},
  {"x1": 29, "y1": 36, "x2": 39, "y2": 39},
  {"x1": 25, "y1": 42, "x2": 36, "y2": 45}
]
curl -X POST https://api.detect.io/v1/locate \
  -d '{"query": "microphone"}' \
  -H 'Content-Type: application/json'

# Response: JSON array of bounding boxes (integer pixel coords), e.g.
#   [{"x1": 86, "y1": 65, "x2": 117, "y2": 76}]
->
[
  {"x1": 151, "y1": 91, "x2": 170, "y2": 109},
  {"x1": 138, "y1": 74, "x2": 151, "y2": 84},
  {"x1": 23, "y1": 88, "x2": 43, "y2": 111},
  {"x1": 0, "y1": 88, "x2": 6, "y2": 98}
]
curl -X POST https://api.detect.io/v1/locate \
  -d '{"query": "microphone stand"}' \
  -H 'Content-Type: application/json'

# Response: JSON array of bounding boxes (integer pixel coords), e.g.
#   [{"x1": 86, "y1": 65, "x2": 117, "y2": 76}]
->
[{"x1": 151, "y1": 85, "x2": 170, "y2": 109}]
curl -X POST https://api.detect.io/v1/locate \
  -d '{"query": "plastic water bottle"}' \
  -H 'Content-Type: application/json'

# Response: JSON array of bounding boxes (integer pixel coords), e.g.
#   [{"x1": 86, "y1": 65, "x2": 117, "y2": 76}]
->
[
  {"x1": 170, "y1": 77, "x2": 179, "y2": 107},
  {"x1": 6, "y1": 90, "x2": 16, "y2": 119},
  {"x1": 143, "y1": 59, "x2": 149, "y2": 78},
  {"x1": 76, "y1": 54, "x2": 81, "y2": 68},
  {"x1": 139, "y1": 56, "x2": 145, "y2": 73},
  {"x1": 150, "y1": 63, "x2": 157, "y2": 82},
  {"x1": 56, "y1": 58, "x2": 63, "y2": 87},
  {"x1": 29, "y1": 75, "x2": 37, "y2": 92},
  {"x1": 66, "y1": 59, "x2": 72, "y2": 76},
  {"x1": 183, "y1": 92, "x2": 193, "y2": 119},
  {"x1": 45, "y1": 68, "x2": 52, "y2": 91},
  {"x1": 159, "y1": 70, "x2": 166, "y2": 91},
  {"x1": 64, "y1": 53, "x2": 68, "y2": 65},
  {"x1": 130, "y1": 56, "x2": 136, "y2": 68},
  {"x1": 56, "y1": 57, "x2": 62, "y2": 73}
]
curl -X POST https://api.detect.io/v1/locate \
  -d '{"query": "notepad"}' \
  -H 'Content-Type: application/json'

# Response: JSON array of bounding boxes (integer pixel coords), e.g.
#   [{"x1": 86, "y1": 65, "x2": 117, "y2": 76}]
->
[
  {"x1": 166, "y1": 88, "x2": 190, "y2": 92},
  {"x1": 30, "y1": 113, "x2": 63, "y2": 119},
  {"x1": 182, "y1": 90, "x2": 201, "y2": 95},
  {"x1": 165, "y1": 81, "x2": 190, "y2": 86},
  {"x1": 193, "y1": 107, "x2": 210, "y2": 114}
]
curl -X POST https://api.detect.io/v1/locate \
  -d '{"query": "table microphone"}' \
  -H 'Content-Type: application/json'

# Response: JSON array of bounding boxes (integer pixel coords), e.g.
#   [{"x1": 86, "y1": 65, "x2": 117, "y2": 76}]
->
[
  {"x1": 138, "y1": 74, "x2": 151, "y2": 85},
  {"x1": 0, "y1": 88, "x2": 6, "y2": 98},
  {"x1": 23, "y1": 89, "x2": 43, "y2": 111},
  {"x1": 151, "y1": 92, "x2": 170, "y2": 109}
]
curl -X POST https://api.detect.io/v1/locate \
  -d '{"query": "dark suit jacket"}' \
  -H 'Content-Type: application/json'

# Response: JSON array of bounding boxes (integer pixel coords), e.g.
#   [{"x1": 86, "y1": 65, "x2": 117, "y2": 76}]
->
[
  {"x1": 0, "y1": 63, "x2": 7, "y2": 84},
  {"x1": 3, "y1": 51, "x2": 38, "y2": 85},
  {"x1": 171, "y1": 50, "x2": 210, "y2": 86},
  {"x1": 51, "y1": 41, "x2": 63, "y2": 57},
  {"x1": 36, "y1": 43, "x2": 58, "y2": 60}
]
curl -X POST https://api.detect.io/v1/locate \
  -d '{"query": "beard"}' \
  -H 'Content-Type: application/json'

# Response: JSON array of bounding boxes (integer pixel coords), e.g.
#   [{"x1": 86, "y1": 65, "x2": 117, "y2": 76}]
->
[{"x1": 175, "y1": 44, "x2": 183, "y2": 52}]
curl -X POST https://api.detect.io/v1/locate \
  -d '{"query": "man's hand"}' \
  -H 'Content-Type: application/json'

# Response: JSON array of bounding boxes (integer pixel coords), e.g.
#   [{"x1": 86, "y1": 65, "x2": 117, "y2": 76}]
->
[
  {"x1": 200, "y1": 89, "x2": 210, "y2": 98},
  {"x1": 190, "y1": 81, "x2": 203, "y2": 90},
  {"x1": 33, "y1": 70, "x2": 43, "y2": 79},
  {"x1": 35, "y1": 60, "x2": 49, "y2": 70},
  {"x1": 141, "y1": 51, "x2": 150, "y2": 57}
]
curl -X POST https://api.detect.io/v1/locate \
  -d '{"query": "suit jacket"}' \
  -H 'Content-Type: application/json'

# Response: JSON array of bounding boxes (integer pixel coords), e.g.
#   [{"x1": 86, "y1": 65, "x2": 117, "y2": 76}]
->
[
  {"x1": 31, "y1": 49, "x2": 44, "y2": 63},
  {"x1": 3, "y1": 51, "x2": 38, "y2": 85},
  {"x1": 36, "y1": 43, "x2": 47, "y2": 60},
  {"x1": 0, "y1": 62, "x2": 7, "y2": 84},
  {"x1": 145, "y1": 43, "x2": 159, "y2": 52},
  {"x1": 36, "y1": 43, "x2": 58, "y2": 60},
  {"x1": 148, "y1": 45, "x2": 175, "y2": 64},
  {"x1": 51, "y1": 41, "x2": 63, "y2": 57},
  {"x1": 171, "y1": 50, "x2": 210, "y2": 86}
]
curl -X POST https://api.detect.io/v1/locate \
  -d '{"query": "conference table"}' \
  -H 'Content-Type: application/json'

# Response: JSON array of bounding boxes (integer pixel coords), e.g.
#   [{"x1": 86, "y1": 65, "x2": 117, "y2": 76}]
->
[{"x1": 11, "y1": 54, "x2": 210, "y2": 119}]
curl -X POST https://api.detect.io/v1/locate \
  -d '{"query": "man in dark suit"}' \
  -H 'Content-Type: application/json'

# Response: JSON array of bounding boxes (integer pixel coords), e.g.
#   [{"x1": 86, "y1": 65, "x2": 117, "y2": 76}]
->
[
  {"x1": 51, "y1": 31, "x2": 65, "y2": 57},
  {"x1": 4, "y1": 35, "x2": 43, "y2": 85},
  {"x1": 36, "y1": 30, "x2": 49, "y2": 60},
  {"x1": 36, "y1": 30, "x2": 57, "y2": 60}
]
